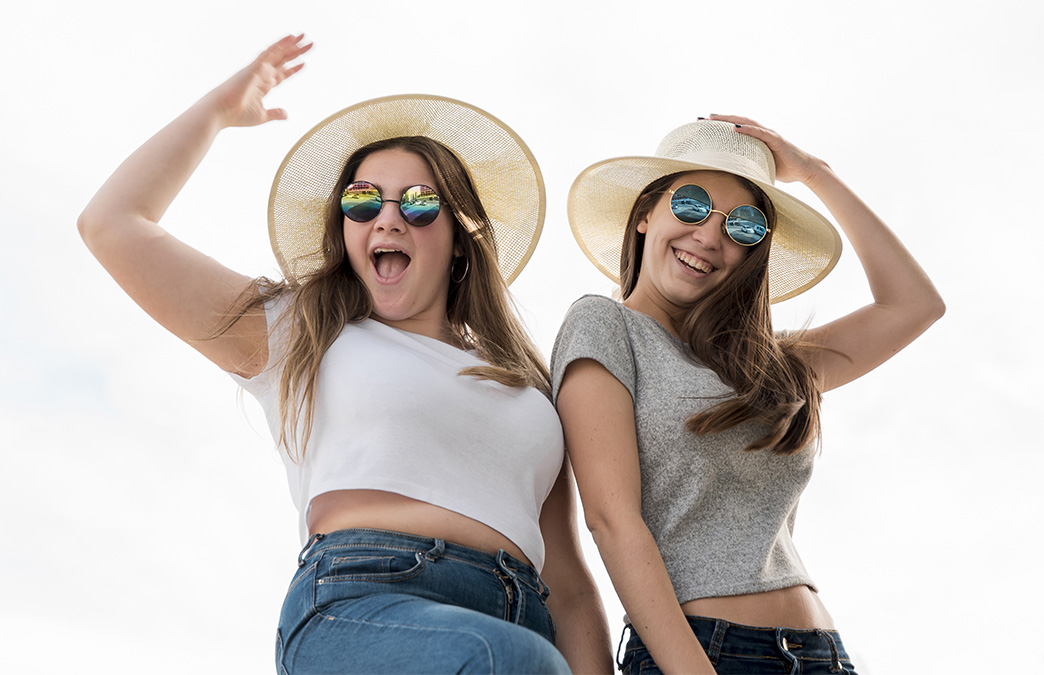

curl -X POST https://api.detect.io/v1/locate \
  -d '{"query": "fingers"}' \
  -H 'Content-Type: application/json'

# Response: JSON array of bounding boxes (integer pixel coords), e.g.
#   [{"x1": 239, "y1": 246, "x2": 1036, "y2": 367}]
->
[
  {"x1": 705, "y1": 114, "x2": 775, "y2": 139},
  {"x1": 732, "y1": 124, "x2": 780, "y2": 146},
  {"x1": 258, "y1": 34, "x2": 312, "y2": 72},
  {"x1": 701, "y1": 114, "x2": 783, "y2": 148},
  {"x1": 706, "y1": 113, "x2": 763, "y2": 128},
  {"x1": 702, "y1": 115, "x2": 818, "y2": 184},
  {"x1": 281, "y1": 35, "x2": 314, "y2": 63},
  {"x1": 276, "y1": 61, "x2": 306, "y2": 86}
]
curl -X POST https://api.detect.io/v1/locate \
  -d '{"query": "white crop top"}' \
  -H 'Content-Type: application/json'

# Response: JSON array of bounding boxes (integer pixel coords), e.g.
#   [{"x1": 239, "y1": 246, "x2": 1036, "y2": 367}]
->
[{"x1": 232, "y1": 296, "x2": 564, "y2": 571}]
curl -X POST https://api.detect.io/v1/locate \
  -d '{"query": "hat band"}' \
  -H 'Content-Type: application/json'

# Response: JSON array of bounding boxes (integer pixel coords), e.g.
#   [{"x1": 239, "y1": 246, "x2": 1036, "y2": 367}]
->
[{"x1": 668, "y1": 150, "x2": 775, "y2": 184}]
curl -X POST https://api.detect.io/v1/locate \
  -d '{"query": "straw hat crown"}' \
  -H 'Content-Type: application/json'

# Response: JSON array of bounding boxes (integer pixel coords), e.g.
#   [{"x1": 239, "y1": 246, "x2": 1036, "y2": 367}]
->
[{"x1": 657, "y1": 121, "x2": 776, "y2": 184}]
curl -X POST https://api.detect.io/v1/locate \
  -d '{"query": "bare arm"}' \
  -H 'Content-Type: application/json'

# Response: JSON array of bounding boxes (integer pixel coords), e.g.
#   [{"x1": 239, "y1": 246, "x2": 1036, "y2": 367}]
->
[
  {"x1": 713, "y1": 114, "x2": 946, "y2": 393},
  {"x1": 557, "y1": 359, "x2": 716, "y2": 674},
  {"x1": 78, "y1": 35, "x2": 312, "y2": 377},
  {"x1": 539, "y1": 457, "x2": 614, "y2": 674}
]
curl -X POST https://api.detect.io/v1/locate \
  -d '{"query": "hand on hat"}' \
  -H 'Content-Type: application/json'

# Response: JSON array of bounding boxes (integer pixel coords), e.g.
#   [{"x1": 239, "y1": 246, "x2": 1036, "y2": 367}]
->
[
  {"x1": 204, "y1": 34, "x2": 313, "y2": 129},
  {"x1": 705, "y1": 114, "x2": 826, "y2": 188}
]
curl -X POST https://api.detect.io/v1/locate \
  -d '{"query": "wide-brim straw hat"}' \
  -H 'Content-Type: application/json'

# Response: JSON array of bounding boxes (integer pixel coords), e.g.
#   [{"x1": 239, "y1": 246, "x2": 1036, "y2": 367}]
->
[
  {"x1": 269, "y1": 94, "x2": 545, "y2": 285},
  {"x1": 568, "y1": 120, "x2": 842, "y2": 303}
]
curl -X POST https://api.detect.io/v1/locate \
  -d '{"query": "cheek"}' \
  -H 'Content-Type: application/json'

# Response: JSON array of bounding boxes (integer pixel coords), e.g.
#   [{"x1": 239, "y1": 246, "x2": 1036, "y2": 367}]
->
[
  {"x1": 341, "y1": 223, "x2": 370, "y2": 269},
  {"x1": 421, "y1": 221, "x2": 458, "y2": 264},
  {"x1": 723, "y1": 241, "x2": 750, "y2": 270}
]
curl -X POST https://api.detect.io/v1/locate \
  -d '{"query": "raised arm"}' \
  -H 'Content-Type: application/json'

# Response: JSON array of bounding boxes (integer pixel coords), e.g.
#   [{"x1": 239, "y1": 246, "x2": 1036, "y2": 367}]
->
[
  {"x1": 557, "y1": 359, "x2": 716, "y2": 674},
  {"x1": 711, "y1": 115, "x2": 946, "y2": 393},
  {"x1": 78, "y1": 35, "x2": 312, "y2": 377},
  {"x1": 538, "y1": 457, "x2": 614, "y2": 673}
]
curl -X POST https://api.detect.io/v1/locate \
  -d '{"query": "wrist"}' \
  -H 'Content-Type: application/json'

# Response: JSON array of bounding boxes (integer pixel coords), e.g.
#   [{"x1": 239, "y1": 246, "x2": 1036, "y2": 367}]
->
[
  {"x1": 194, "y1": 90, "x2": 237, "y2": 132},
  {"x1": 801, "y1": 157, "x2": 834, "y2": 191}
]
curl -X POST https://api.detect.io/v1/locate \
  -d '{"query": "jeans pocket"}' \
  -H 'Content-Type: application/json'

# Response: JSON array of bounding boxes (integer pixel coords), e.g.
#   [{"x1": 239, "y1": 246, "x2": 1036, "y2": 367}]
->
[{"x1": 319, "y1": 550, "x2": 426, "y2": 583}]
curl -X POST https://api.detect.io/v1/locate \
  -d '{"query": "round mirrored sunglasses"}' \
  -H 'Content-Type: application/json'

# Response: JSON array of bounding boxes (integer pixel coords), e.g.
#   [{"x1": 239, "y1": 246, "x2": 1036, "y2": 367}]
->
[
  {"x1": 341, "y1": 181, "x2": 442, "y2": 227},
  {"x1": 669, "y1": 183, "x2": 770, "y2": 246}
]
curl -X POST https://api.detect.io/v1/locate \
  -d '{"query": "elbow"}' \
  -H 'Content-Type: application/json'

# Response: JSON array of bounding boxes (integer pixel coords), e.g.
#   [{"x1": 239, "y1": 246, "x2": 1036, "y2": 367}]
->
[
  {"x1": 583, "y1": 509, "x2": 610, "y2": 541},
  {"x1": 77, "y1": 208, "x2": 98, "y2": 247},
  {"x1": 931, "y1": 298, "x2": 946, "y2": 324},
  {"x1": 925, "y1": 289, "x2": 946, "y2": 326},
  {"x1": 583, "y1": 508, "x2": 637, "y2": 551}
]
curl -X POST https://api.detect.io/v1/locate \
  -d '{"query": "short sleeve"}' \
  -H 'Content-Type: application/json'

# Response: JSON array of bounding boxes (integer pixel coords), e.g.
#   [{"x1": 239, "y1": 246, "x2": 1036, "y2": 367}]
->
[
  {"x1": 550, "y1": 295, "x2": 637, "y2": 404},
  {"x1": 229, "y1": 293, "x2": 293, "y2": 396}
]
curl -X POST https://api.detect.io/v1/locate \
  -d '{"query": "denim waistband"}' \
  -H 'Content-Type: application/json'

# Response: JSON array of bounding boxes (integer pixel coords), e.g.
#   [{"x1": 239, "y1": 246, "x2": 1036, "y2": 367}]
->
[
  {"x1": 681, "y1": 615, "x2": 849, "y2": 662},
  {"x1": 297, "y1": 528, "x2": 547, "y2": 594},
  {"x1": 621, "y1": 615, "x2": 852, "y2": 672}
]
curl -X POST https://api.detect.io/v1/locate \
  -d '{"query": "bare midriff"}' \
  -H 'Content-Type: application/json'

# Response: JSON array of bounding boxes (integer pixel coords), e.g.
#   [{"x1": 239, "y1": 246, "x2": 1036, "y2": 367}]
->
[
  {"x1": 307, "y1": 489, "x2": 532, "y2": 566},
  {"x1": 681, "y1": 586, "x2": 836, "y2": 630}
]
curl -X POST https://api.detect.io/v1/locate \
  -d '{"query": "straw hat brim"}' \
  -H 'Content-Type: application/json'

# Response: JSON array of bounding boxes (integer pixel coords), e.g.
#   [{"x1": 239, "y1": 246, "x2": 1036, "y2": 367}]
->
[
  {"x1": 568, "y1": 155, "x2": 842, "y2": 303},
  {"x1": 269, "y1": 94, "x2": 545, "y2": 285}
]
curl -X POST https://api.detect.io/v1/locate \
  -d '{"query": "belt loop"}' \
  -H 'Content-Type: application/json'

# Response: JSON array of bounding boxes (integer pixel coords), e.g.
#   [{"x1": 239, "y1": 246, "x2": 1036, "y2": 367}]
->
[
  {"x1": 297, "y1": 532, "x2": 325, "y2": 567},
  {"x1": 615, "y1": 624, "x2": 631, "y2": 670},
  {"x1": 706, "y1": 619, "x2": 727, "y2": 665},
  {"x1": 422, "y1": 538, "x2": 445, "y2": 562},
  {"x1": 817, "y1": 629, "x2": 844, "y2": 672},
  {"x1": 777, "y1": 628, "x2": 799, "y2": 675},
  {"x1": 495, "y1": 549, "x2": 519, "y2": 579}
]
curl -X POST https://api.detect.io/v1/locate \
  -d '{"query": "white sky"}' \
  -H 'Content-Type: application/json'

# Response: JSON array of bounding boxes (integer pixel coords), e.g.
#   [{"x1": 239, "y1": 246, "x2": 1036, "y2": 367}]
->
[{"x1": 2, "y1": 1, "x2": 1041, "y2": 673}]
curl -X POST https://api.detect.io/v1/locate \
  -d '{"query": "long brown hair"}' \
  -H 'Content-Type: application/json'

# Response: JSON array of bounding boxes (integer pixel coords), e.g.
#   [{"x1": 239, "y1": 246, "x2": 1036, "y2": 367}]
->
[
  {"x1": 229, "y1": 137, "x2": 550, "y2": 460},
  {"x1": 621, "y1": 172, "x2": 822, "y2": 455}
]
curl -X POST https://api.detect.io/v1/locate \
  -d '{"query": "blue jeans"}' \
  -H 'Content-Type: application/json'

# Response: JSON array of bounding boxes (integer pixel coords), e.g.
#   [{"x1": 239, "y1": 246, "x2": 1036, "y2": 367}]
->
[
  {"x1": 276, "y1": 528, "x2": 570, "y2": 674},
  {"x1": 619, "y1": 616, "x2": 858, "y2": 674}
]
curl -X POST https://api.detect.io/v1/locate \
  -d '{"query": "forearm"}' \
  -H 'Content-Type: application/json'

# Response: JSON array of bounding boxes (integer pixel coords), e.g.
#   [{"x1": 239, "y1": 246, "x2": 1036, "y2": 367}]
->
[
  {"x1": 79, "y1": 97, "x2": 226, "y2": 242},
  {"x1": 547, "y1": 574, "x2": 613, "y2": 674},
  {"x1": 591, "y1": 519, "x2": 715, "y2": 674}
]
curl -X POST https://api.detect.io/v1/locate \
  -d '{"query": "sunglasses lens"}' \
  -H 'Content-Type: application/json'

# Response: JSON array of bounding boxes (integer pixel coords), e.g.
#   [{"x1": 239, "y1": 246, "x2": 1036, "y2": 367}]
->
[
  {"x1": 725, "y1": 205, "x2": 769, "y2": 245},
  {"x1": 400, "y1": 185, "x2": 440, "y2": 227},
  {"x1": 670, "y1": 184, "x2": 713, "y2": 224},
  {"x1": 342, "y1": 182, "x2": 382, "y2": 222}
]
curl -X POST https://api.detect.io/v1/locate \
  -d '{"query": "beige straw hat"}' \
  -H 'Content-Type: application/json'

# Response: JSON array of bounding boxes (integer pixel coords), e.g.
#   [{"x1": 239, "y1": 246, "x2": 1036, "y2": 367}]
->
[
  {"x1": 269, "y1": 94, "x2": 545, "y2": 285},
  {"x1": 568, "y1": 120, "x2": 842, "y2": 303}
]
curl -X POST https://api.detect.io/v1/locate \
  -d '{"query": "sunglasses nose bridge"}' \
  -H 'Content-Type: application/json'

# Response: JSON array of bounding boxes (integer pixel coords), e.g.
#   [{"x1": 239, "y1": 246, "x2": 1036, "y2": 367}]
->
[
  {"x1": 687, "y1": 209, "x2": 730, "y2": 249},
  {"x1": 371, "y1": 198, "x2": 408, "y2": 231}
]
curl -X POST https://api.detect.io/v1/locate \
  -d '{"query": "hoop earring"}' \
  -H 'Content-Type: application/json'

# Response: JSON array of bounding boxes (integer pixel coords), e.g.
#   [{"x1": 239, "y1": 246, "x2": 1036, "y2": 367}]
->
[{"x1": 451, "y1": 256, "x2": 469, "y2": 284}]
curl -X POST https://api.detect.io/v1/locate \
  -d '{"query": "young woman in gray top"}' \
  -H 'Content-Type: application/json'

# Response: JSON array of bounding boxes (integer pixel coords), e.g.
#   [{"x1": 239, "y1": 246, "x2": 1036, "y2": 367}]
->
[{"x1": 552, "y1": 116, "x2": 944, "y2": 673}]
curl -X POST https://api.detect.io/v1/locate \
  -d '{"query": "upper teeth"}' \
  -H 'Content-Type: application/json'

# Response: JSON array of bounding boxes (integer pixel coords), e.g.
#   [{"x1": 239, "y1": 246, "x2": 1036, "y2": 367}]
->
[
  {"x1": 675, "y1": 249, "x2": 712, "y2": 273},
  {"x1": 374, "y1": 248, "x2": 400, "y2": 254}
]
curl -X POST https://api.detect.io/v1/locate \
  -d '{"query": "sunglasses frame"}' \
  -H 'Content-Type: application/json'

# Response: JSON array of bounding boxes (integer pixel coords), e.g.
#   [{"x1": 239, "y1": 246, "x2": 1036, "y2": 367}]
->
[
  {"x1": 667, "y1": 183, "x2": 771, "y2": 247},
  {"x1": 341, "y1": 180, "x2": 442, "y2": 227}
]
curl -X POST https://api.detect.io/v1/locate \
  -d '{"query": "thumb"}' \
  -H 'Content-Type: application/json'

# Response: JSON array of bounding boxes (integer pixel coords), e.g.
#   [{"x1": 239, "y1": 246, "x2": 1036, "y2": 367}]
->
[{"x1": 265, "y1": 107, "x2": 289, "y2": 122}]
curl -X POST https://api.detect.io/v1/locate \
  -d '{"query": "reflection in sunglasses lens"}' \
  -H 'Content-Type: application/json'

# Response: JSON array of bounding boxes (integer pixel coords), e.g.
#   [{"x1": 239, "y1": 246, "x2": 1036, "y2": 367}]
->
[
  {"x1": 671, "y1": 185, "x2": 712, "y2": 224},
  {"x1": 726, "y1": 205, "x2": 768, "y2": 245},
  {"x1": 341, "y1": 182, "x2": 441, "y2": 226},
  {"x1": 400, "y1": 186, "x2": 440, "y2": 226},
  {"x1": 342, "y1": 182, "x2": 382, "y2": 223}
]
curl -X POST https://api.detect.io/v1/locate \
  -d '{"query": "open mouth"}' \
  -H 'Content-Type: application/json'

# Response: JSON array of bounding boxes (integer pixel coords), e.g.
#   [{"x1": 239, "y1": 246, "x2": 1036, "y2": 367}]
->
[
  {"x1": 372, "y1": 247, "x2": 412, "y2": 281},
  {"x1": 673, "y1": 248, "x2": 714, "y2": 274}
]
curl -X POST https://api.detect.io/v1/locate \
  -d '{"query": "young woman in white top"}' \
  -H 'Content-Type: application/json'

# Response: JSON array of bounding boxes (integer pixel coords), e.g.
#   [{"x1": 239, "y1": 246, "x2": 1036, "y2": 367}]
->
[
  {"x1": 552, "y1": 116, "x2": 944, "y2": 673},
  {"x1": 79, "y1": 35, "x2": 611, "y2": 674}
]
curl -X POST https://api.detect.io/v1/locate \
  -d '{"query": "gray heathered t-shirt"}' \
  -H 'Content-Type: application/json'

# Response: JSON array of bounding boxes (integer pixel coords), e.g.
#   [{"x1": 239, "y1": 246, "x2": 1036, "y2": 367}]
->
[{"x1": 551, "y1": 294, "x2": 817, "y2": 603}]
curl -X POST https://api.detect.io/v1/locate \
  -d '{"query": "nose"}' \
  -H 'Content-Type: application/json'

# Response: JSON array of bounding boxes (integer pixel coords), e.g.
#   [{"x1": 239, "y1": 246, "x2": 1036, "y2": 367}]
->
[
  {"x1": 690, "y1": 210, "x2": 729, "y2": 249},
  {"x1": 372, "y1": 199, "x2": 406, "y2": 233}
]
